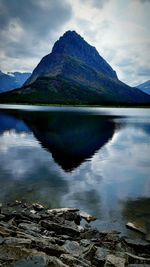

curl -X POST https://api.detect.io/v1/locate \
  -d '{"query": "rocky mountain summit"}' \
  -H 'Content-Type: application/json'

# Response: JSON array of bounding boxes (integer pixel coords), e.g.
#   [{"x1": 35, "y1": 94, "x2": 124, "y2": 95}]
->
[
  {"x1": 0, "y1": 31, "x2": 149, "y2": 104},
  {"x1": 25, "y1": 30, "x2": 117, "y2": 85},
  {"x1": 0, "y1": 201, "x2": 150, "y2": 267}
]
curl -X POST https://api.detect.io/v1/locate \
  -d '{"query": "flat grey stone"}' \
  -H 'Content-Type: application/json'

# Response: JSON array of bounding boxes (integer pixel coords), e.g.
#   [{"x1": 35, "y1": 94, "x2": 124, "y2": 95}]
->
[
  {"x1": 14, "y1": 256, "x2": 47, "y2": 267},
  {"x1": 104, "y1": 254, "x2": 126, "y2": 267}
]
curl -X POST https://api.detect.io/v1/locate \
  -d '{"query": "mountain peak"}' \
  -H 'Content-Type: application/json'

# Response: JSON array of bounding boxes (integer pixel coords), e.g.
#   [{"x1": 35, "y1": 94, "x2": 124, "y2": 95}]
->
[
  {"x1": 52, "y1": 30, "x2": 87, "y2": 54},
  {"x1": 25, "y1": 30, "x2": 118, "y2": 85},
  {"x1": 1, "y1": 31, "x2": 150, "y2": 104},
  {"x1": 63, "y1": 30, "x2": 81, "y2": 37},
  {"x1": 58, "y1": 30, "x2": 84, "y2": 41},
  {"x1": 60, "y1": 30, "x2": 88, "y2": 43}
]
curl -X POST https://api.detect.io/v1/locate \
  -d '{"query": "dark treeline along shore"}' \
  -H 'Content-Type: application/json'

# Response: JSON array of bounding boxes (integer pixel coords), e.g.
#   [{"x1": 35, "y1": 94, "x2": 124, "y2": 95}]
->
[{"x1": 0, "y1": 31, "x2": 150, "y2": 106}]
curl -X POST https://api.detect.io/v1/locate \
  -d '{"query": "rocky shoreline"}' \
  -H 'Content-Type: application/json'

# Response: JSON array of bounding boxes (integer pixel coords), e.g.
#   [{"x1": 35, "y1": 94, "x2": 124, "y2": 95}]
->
[{"x1": 0, "y1": 201, "x2": 150, "y2": 267}]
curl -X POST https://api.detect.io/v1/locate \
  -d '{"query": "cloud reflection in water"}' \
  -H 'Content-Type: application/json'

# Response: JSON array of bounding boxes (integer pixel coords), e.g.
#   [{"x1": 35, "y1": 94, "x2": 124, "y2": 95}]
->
[{"x1": 0, "y1": 107, "x2": 150, "y2": 235}]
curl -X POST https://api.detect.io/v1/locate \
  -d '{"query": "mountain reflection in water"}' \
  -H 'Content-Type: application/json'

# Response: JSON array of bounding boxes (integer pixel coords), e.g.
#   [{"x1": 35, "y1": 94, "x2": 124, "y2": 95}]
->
[
  {"x1": 0, "y1": 106, "x2": 150, "y2": 236},
  {"x1": 0, "y1": 109, "x2": 116, "y2": 171}
]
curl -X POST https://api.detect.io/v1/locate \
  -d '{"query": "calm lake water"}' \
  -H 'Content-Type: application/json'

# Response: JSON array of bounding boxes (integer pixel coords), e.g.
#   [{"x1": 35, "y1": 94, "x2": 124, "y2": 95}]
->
[{"x1": 0, "y1": 104, "x2": 150, "y2": 236}]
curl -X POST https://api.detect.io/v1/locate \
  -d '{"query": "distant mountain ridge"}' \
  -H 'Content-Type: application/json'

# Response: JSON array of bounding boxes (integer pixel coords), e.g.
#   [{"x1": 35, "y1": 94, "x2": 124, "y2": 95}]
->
[
  {"x1": 136, "y1": 80, "x2": 150, "y2": 95},
  {"x1": 0, "y1": 71, "x2": 31, "y2": 93},
  {"x1": 0, "y1": 31, "x2": 149, "y2": 105}
]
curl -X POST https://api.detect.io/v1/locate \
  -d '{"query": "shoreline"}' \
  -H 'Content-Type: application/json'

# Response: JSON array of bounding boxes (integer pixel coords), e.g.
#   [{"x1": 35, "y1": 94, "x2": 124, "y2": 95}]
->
[
  {"x1": 0, "y1": 201, "x2": 150, "y2": 267},
  {"x1": 0, "y1": 103, "x2": 150, "y2": 109}
]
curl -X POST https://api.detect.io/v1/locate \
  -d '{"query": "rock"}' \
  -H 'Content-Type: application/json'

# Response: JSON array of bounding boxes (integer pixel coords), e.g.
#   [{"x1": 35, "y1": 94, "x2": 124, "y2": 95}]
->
[
  {"x1": 16, "y1": 230, "x2": 41, "y2": 241},
  {"x1": 80, "y1": 239, "x2": 91, "y2": 247},
  {"x1": 46, "y1": 208, "x2": 81, "y2": 223},
  {"x1": 92, "y1": 229, "x2": 120, "y2": 235},
  {"x1": 8, "y1": 217, "x2": 17, "y2": 226},
  {"x1": 32, "y1": 241, "x2": 67, "y2": 257},
  {"x1": 18, "y1": 222, "x2": 41, "y2": 233},
  {"x1": 0, "y1": 203, "x2": 2, "y2": 214},
  {"x1": 128, "y1": 265, "x2": 150, "y2": 267},
  {"x1": 15, "y1": 200, "x2": 22, "y2": 205},
  {"x1": 104, "y1": 254, "x2": 126, "y2": 267},
  {"x1": 32, "y1": 203, "x2": 44, "y2": 211},
  {"x1": 42, "y1": 229, "x2": 56, "y2": 237},
  {"x1": 13, "y1": 254, "x2": 68, "y2": 267},
  {"x1": 145, "y1": 233, "x2": 150, "y2": 242},
  {"x1": 2, "y1": 202, "x2": 150, "y2": 267},
  {"x1": 123, "y1": 237, "x2": 150, "y2": 249},
  {"x1": 41, "y1": 220, "x2": 80, "y2": 237},
  {"x1": 125, "y1": 252, "x2": 150, "y2": 264},
  {"x1": 81, "y1": 228, "x2": 120, "y2": 242},
  {"x1": 14, "y1": 255, "x2": 48, "y2": 267},
  {"x1": 48, "y1": 256, "x2": 69, "y2": 267},
  {"x1": 59, "y1": 234, "x2": 74, "y2": 241},
  {"x1": 0, "y1": 225, "x2": 12, "y2": 237},
  {"x1": 0, "y1": 245, "x2": 32, "y2": 261},
  {"x1": 78, "y1": 225, "x2": 85, "y2": 232},
  {"x1": 0, "y1": 214, "x2": 5, "y2": 220},
  {"x1": 30, "y1": 209, "x2": 37, "y2": 214},
  {"x1": 4, "y1": 237, "x2": 31, "y2": 247},
  {"x1": 123, "y1": 237, "x2": 150, "y2": 254},
  {"x1": 65, "y1": 211, "x2": 81, "y2": 223},
  {"x1": 63, "y1": 239, "x2": 97, "y2": 262},
  {"x1": 23, "y1": 212, "x2": 41, "y2": 221},
  {"x1": 0, "y1": 236, "x2": 4, "y2": 244},
  {"x1": 63, "y1": 240, "x2": 81, "y2": 256},
  {"x1": 79, "y1": 211, "x2": 97, "y2": 223},
  {"x1": 80, "y1": 228, "x2": 100, "y2": 240},
  {"x1": 126, "y1": 222, "x2": 146, "y2": 234},
  {"x1": 19, "y1": 229, "x2": 43, "y2": 239},
  {"x1": 60, "y1": 253, "x2": 91, "y2": 267},
  {"x1": 47, "y1": 208, "x2": 79, "y2": 215},
  {"x1": 82, "y1": 243, "x2": 97, "y2": 262},
  {"x1": 92, "y1": 247, "x2": 110, "y2": 266}
]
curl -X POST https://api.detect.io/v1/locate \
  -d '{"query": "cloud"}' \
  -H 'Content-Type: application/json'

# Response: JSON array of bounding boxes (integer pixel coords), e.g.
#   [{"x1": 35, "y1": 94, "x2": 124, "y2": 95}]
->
[
  {"x1": 0, "y1": 128, "x2": 69, "y2": 204},
  {"x1": 0, "y1": 0, "x2": 72, "y2": 37},
  {"x1": 0, "y1": 0, "x2": 72, "y2": 72},
  {"x1": 82, "y1": 0, "x2": 110, "y2": 8},
  {"x1": 139, "y1": 0, "x2": 150, "y2": 2},
  {"x1": 0, "y1": 0, "x2": 149, "y2": 85}
]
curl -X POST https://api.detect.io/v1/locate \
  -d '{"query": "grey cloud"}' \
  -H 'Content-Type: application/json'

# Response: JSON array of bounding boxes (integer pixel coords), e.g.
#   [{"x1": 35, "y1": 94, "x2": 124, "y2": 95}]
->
[
  {"x1": 117, "y1": 62, "x2": 150, "y2": 85},
  {"x1": 0, "y1": 0, "x2": 72, "y2": 71},
  {"x1": 0, "y1": 0, "x2": 72, "y2": 37},
  {"x1": 138, "y1": 67, "x2": 150, "y2": 76},
  {"x1": 101, "y1": 41, "x2": 149, "y2": 85},
  {"x1": 139, "y1": 0, "x2": 150, "y2": 3},
  {"x1": 82, "y1": 0, "x2": 110, "y2": 8}
]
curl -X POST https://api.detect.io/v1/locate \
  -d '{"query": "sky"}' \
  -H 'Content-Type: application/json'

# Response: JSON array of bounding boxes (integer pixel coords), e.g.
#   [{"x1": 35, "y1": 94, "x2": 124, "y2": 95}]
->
[{"x1": 0, "y1": 0, "x2": 149, "y2": 86}]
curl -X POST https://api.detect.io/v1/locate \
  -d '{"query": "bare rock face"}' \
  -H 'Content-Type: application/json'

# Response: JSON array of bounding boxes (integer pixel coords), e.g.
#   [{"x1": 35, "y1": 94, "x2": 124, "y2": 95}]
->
[
  {"x1": 12, "y1": 30, "x2": 148, "y2": 105},
  {"x1": 0, "y1": 201, "x2": 149, "y2": 267},
  {"x1": 26, "y1": 30, "x2": 118, "y2": 86}
]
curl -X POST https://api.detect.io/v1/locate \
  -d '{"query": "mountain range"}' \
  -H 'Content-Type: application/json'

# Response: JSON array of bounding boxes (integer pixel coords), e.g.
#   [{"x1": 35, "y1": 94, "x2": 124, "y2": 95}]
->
[
  {"x1": 0, "y1": 71, "x2": 31, "y2": 93},
  {"x1": 136, "y1": 80, "x2": 150, "y2": 95},
  {"x1": 0, "y1": 30, "x2": 149, "y2": 105}
]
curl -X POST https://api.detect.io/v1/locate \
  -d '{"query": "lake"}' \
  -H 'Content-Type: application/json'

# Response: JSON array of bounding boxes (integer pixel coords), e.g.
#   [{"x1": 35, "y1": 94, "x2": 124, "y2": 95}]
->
[{"x1": 0, "y1": 104, "x2": 150, "y2": 236}]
